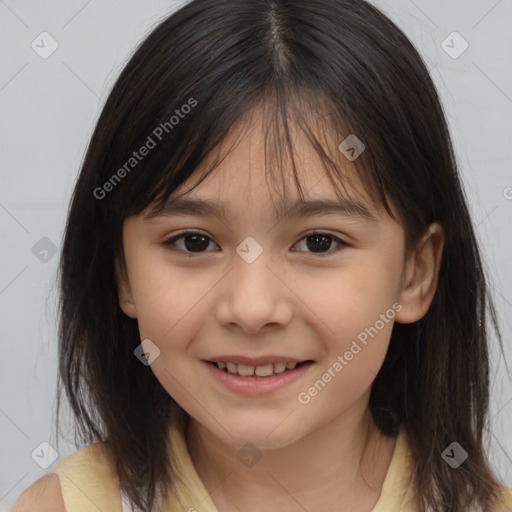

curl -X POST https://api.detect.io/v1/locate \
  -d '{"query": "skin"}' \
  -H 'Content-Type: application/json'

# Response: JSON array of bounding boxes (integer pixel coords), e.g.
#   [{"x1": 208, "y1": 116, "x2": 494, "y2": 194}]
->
[{"x1": 116, "y1": 108, "x2": 444, "y2": 512}]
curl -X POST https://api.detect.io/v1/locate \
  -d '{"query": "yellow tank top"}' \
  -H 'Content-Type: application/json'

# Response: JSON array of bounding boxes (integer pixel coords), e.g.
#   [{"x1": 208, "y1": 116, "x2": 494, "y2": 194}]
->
[{"x1": 50, "y1": 412, "x2": 512, "y2": 512}]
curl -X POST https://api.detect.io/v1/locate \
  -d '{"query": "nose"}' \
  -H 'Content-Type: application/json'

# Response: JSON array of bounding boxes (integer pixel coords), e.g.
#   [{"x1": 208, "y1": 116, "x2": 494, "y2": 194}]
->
[{"x1": 214, "y1": 250, "x2": 293, "y2": 335}]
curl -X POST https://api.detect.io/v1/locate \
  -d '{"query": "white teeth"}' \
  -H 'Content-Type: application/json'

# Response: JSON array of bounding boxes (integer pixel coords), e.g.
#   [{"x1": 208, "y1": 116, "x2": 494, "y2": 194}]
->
[
  {"x1": 255, "y1": 364, "x2": 274, "y2": 377},
  {"x1": 273, "y1": 362, "x2": 287, "y2": 373},
  {"x1": 237, "y1": 363, "x2": 255, "y2": 376},
  {"x1": 214, "y1": 361, "x2": 303, "y2": 376},
  {"x1": 226, "y1": 362, "x2": 238, "y2": 374}
]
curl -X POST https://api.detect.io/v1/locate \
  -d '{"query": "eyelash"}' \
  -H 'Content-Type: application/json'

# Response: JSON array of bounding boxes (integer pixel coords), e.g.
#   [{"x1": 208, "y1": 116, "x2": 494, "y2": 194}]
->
[{"x1": 162, "y1": 230, "x2": 349, "y2": 257}]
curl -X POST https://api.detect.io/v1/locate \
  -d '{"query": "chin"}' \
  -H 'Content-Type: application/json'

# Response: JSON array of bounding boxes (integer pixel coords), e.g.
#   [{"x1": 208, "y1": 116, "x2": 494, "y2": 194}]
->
[{"x1": 214, "y1": 422, "x2": 305, "y2": 451}]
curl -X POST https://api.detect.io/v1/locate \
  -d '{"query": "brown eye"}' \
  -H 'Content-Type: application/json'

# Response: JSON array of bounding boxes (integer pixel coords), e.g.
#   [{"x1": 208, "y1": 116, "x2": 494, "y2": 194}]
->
[
  {"x1": 293, "y1": 232, "x2": 348, "y2": 256},
  {"x1": 164, "y1": 231, "x2": 217, "y2": 253},
  {"x1": 163, "y1": 230, "x2": 348, "y2": 257},
  {"x1": 306, "y1": 234, "x2": 333, "y2": 253}
]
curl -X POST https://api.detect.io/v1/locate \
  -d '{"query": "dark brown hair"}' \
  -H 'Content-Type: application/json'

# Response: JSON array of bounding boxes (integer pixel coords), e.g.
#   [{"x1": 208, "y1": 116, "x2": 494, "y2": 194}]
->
[{"x1": 55, "y1": 0, "x2": 508, "y2": 510}]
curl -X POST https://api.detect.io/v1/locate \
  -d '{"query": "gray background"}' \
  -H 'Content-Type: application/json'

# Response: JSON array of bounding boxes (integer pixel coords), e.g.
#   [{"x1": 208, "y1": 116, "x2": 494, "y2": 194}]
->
[{"x1": 1, "y1": 0, "x2": 511, "y2": 508}]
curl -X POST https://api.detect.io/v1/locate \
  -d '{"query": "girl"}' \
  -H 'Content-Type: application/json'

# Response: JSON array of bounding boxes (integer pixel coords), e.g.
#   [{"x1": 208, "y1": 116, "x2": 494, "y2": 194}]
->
[{"x1": 12, "y1": 0, "x2": 512, "y2": 511}]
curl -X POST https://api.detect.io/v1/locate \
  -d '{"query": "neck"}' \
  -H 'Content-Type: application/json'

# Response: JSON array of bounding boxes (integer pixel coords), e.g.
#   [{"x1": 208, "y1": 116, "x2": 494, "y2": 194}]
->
[{"x1": 185, "y1": 395, "x2": 397, "y2": 512}]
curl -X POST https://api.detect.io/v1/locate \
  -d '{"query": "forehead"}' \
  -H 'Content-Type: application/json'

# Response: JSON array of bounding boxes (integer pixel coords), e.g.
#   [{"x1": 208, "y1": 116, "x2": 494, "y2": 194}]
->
[{"x1": 150, "y1": 104, "x2": 381, "y2": 222}]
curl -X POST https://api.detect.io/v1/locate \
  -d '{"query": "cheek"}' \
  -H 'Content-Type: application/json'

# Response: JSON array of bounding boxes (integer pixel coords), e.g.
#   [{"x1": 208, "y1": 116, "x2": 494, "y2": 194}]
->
[
  {"x1": 294, "y1": 266, "x2": 399, "y2": 415},
  {"x1": 128, "y1": 264, "x2": 212, "y2": 405},
  {"x1": 307, "y1": 258, "x2": 399, "y2": 332},
  {"x1": 130, "y1": 261, "x2": 213, "y2": 345},
  {"x1": 300, "y1": 257, "x2": 401, "y2": 379}
]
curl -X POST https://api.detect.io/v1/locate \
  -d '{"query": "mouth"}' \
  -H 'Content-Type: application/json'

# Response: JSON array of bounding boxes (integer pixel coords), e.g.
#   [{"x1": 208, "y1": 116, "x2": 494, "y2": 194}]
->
[
  {"x1": 206, "y1": 360, "x2": 314, "y2": 377},
  {"x1": 203, "y1": 357, "x2": 316, "y2": 395}
]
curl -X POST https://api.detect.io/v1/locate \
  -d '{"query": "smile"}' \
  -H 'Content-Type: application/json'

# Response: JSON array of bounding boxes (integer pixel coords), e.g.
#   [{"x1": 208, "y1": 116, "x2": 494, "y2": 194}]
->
[
  {"x1": 211, "y1": 360, "x2": 306, "y2": 377},
  {"x1": 203, "y1": 359, "x2": 315, "y2": 395}
]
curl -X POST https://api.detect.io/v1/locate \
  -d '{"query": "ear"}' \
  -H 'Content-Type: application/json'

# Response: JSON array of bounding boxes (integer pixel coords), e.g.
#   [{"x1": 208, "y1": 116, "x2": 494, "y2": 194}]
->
[
  {"x1": 114, "y1": 258, "x2": 138, "y2": 319},
  {"x1": 395, "y1": 222, "x2": 444, "y2": 323}
]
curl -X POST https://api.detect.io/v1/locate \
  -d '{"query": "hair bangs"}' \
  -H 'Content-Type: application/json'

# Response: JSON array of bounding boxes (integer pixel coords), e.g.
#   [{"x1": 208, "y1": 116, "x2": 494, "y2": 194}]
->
[{"x1": 121, "y1": 85, "x2": 394, "y2": 232}]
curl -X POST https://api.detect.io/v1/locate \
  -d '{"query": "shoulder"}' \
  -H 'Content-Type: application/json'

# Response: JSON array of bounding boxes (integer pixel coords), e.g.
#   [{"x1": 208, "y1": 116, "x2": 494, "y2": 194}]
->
[
  {"x1": 11, "y1": 441, "x2": 120, "y2": 512},
  {"x1": 493, "y1": 484, "x2": 512, "y2": 511},
  {"x1": 51, "y1": 441, "x2": 115, "y2": 475},
  {"x1": 10, "y1": 473, "x2": 66, "y2": 512}
]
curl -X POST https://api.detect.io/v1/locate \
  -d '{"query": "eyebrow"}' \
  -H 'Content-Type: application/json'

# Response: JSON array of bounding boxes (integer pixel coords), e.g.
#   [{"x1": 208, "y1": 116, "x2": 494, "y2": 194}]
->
[{"x1": 145, "y1": 197, "x2": 378, "y2": 223}]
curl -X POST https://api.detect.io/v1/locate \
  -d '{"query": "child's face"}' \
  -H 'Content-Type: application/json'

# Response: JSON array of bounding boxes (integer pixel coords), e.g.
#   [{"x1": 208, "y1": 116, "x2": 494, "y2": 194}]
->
[{"x1": 117, "y1": 114, "x2": 413, "y2": 450}]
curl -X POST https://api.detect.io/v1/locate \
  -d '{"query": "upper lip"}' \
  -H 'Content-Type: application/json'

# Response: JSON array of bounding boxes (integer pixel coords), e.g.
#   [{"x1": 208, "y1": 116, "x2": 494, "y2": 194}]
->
[{"x1": 205, "y1": 355, "x2": 312, "y2": 366}]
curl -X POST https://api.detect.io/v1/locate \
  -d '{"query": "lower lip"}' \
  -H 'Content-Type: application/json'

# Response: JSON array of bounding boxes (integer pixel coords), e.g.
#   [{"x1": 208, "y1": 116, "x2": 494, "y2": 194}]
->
[{"x1": 202, "y1": 360, "x2": 315, "y2": 395}]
